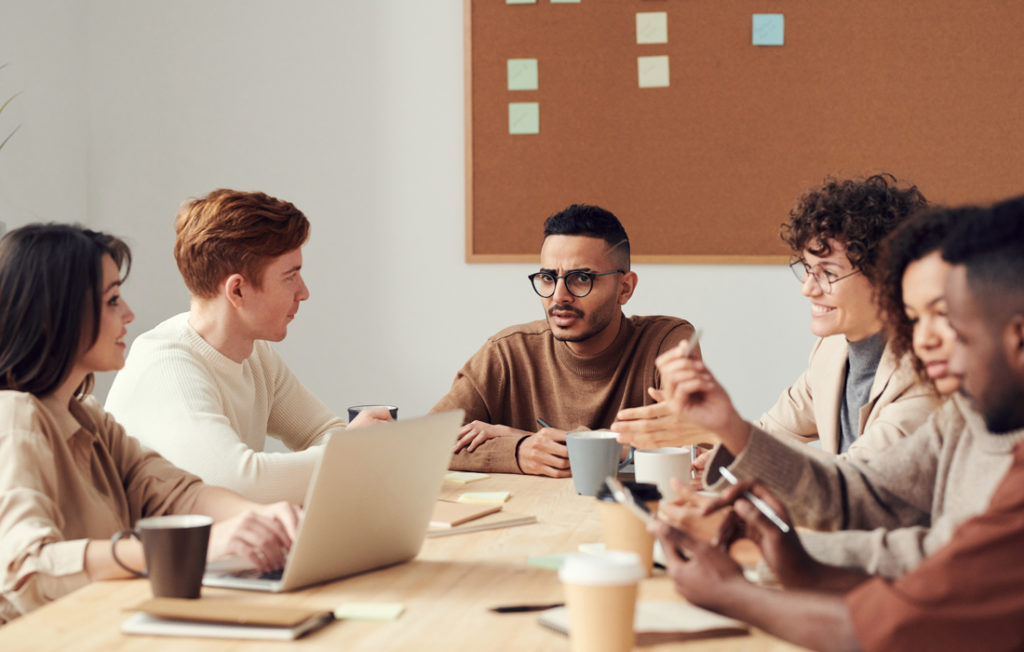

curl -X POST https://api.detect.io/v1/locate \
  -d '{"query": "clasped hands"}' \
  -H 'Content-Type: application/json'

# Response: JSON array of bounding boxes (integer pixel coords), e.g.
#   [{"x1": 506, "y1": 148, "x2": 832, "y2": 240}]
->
[{"x1": 453, "y1": 420, "x2": 572, "y2": 478}]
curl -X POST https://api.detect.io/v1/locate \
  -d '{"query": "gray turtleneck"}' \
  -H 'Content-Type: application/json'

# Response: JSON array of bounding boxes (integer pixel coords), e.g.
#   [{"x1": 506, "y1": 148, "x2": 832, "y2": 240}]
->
[{"x1": 838, "y1": 331, "x2": 887, "y2": 453}]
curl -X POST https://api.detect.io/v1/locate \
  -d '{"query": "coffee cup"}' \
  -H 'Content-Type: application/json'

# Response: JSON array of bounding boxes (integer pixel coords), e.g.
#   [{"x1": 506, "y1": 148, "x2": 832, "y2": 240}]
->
[
  {"x1": 559, "y1": 551, "x2": 645, "y2": 652},
  {"x1": 347, "y1": 404, "x2": 399, "y2": 421},
  {"x1": 634, "y1": 447, "x2": 691, "y2": 499},
  {"x1": 566, "y1": 430, "x2": 622, "y2": 496},
  {"x1": 111, "y1": 514, "x2": 212, "y2": 599},
  {"x1": 596, "y1": 481, "x2": 661, "y2": 574}
]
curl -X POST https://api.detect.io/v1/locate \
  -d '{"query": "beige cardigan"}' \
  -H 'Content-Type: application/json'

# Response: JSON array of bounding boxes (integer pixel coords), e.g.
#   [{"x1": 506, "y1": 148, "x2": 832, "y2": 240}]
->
[{"x1": 757, "y1": 334, "x2": 940, "y2": 459}]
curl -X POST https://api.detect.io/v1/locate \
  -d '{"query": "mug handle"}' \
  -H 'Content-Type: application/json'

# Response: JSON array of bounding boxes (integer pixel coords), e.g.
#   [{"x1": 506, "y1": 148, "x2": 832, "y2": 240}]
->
[{"x1": 110, "y1": 529, "x2": 147, "y2": 577}]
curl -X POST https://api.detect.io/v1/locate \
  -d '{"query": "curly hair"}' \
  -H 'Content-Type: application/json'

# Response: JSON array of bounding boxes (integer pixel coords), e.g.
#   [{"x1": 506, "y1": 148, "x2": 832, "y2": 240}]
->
[
  {"x1": 780, "y1": 174, "x2": 927, "y2": 286},
  {"x1": 877, "y1": 206, "x2": 966, "y2": 383},
  {"x1": 174, "y1": 189, "x2": 310, "y2": 299}
]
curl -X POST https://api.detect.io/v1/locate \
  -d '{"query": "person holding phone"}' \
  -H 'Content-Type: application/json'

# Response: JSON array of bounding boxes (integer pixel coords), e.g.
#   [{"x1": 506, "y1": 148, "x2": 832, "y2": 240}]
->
[{"x1": 0, "y1": 224, "x2": 299, "y2": 623}]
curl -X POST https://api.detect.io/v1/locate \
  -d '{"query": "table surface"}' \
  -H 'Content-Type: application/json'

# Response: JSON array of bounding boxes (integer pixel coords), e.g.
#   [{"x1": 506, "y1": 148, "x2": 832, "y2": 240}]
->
[{"x1": 0, "y1": 474, "x2": 807, "y2": 651}]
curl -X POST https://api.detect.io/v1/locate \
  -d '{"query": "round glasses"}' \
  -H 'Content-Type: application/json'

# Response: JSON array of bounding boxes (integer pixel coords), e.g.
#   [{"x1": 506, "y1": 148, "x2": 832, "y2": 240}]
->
[
  {"x1": 789, "y1": 257, "x2": 861, "y2": 295},
  {"x1": 528, "y1": 269, "x2": 625, "y2": 298}
]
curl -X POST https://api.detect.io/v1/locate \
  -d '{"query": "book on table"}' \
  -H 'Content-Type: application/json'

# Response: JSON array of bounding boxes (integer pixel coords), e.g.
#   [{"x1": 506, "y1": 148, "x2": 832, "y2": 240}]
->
[{"x1": 121, "y1": 597, "x2": 334, "y2": 641}]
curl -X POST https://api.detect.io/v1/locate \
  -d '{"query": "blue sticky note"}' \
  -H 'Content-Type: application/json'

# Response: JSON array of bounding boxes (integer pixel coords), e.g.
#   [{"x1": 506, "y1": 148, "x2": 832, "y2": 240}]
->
[
  {"x1": 509, "y1": 102, "x2": 539, "y2": 135},
  {"x1": 752, "y1": 14, "x2": 784, "y2": 46}
]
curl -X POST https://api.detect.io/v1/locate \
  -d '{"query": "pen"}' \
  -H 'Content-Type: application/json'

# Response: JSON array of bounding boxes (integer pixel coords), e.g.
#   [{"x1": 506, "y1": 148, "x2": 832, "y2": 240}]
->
[
  {"x1": 490, "y1": 602, "x2": 564, "y2": 614},
  {"x1": 717, "y1": 466, "x2": 791, "y2": 533},
  {"x1": 536, "y1": 417, "x2": 552, "y2": 429},
  {"x1": 682, "y1": 328, "x2": 702, "y2": 359},
  {"x1": 689, "y1": 444, "x2": 698, "y2": 480}
]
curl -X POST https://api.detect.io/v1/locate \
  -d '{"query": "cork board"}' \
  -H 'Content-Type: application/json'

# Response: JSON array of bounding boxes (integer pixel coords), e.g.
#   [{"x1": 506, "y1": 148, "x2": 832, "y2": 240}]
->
[{"x1": 464, "y1": 0, "x2": 1024, "y2": 263}]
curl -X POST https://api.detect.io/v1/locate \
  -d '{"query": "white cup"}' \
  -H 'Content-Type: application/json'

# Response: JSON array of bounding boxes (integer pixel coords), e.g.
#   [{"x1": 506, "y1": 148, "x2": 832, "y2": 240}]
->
[
  {"x1": 634, "y1": 447, "x2": 691, "y2": 499},
  {"x1": 559, "y1": 551, "x2": 645, "y2": 652}
]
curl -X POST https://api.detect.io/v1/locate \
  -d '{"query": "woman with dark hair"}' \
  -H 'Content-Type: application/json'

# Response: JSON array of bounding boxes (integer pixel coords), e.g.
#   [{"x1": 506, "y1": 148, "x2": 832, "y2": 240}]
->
[{"x1": 0, "y1": 223, "x2": 299, "y2": 623}]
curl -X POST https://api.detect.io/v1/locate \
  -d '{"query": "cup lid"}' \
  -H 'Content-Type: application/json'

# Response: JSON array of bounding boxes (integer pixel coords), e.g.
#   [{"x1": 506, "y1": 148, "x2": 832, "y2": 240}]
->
[
  {"x1": 596, "y1": 480, "x2": 661, "y2": 503},
  {"x1": 559, "y1": 551, "x2": 645, "y2": 586}
]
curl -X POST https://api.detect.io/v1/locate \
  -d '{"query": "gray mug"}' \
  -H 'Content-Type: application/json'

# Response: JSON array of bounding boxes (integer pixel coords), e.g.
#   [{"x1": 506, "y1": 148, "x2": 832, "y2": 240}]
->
[{"x1": 566, "y1": 430, "x2": 623, "y2": 495}]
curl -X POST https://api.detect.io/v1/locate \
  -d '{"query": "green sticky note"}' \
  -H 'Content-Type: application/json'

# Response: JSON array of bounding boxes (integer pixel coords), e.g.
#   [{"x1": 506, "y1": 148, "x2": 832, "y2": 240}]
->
[
  {"x1": 509, "y1": 102, "x2": 539, "y2": 135},
  {"x1": 528, "y1": 553, "x2": 570, "y2": 570},
  {"x1": 507, "y1": 58, "x2": 538, "y2": 91},
  {"x1": 637, "y1": 55, "x2": 670, "y2": 88},
  {"x1": 636, "y1": 12, "x2": 668, "y2": 44},
  {"x1": 550, "y1": 0, "x2": 581, "y2": 3},
  {"x1": 752, "y1": 14, "x2": 784, "y2": 46},
  {"x1": 506, "y1": 0, "x2": 537, "y2": 4},
  {"x1": 334, "y1": 602, "x2": 406, "y2": 621}
]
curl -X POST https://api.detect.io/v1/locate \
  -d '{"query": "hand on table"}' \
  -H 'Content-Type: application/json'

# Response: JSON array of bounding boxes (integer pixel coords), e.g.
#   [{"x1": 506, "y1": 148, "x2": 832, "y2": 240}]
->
[
  {"x1": 208, "y1": 501, "x2": 302, "y2": 574},
  {"x1": 453, "y1": 421, "x2": 528, "y2": 454},
  {"x1": 516, "y1": 428, "x2": 571, "y2": 478},
  {"x1": 348, "y1": 407, "x2": 394, "y2": 429}
]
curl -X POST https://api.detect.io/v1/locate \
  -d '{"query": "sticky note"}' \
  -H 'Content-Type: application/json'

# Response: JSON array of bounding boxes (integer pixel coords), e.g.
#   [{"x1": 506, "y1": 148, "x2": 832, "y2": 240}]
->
[
  {"x1": 550, "y1": 0, "x2": 581, "y2": 3},
  {"x1": 444, "y1": 471, "x2": 489, "y2": 484},
  {"x1": 458, "y1": 491, "x2": 511, "y2": 504},
  {"x1": 509, "y1": 102, "x2": 540, "y2": 135},
  {"x1": 506, "y1": 0, "x2": 536, "y2": 4},
  {"x1": 637, "y1": 55, "x2": 670, "y2": 88},
  {"x1": 752, "y1": 14, "x2": 784, "y2": 46},
  {"x1": 507, "y1": 58, "x2": 538, "y2": 91},
  {"x1": 636, "y1": 12, "x2": 668, "y2": 44},
  {"x1": 334, "y1": 603, "x2": 406, "y2": 621},
  {"x1": 528, "y1": 553, "x2": 570, "y2": 570}
]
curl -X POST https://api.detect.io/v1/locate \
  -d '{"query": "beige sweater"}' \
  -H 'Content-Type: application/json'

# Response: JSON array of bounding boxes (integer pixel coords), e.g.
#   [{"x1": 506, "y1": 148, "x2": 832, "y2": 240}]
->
[
  {"x1": 709, "y1": 394, "x2": 1024, "y2": 577},
  {"x1": 432, "y1": 314, "x2": 694, "y2": 473}
]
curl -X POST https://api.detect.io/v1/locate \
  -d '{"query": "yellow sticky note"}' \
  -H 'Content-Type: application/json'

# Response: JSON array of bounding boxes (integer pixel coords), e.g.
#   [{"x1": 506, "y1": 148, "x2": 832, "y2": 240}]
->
[
  {"x1": 637, "y1": 55, "x2": 669, "y2": 88},
  {"x1": 636, "y1": 12, "x2": 668, "y2": 44},
  {"x1": 507, "y1": 58, "x2": 539, "y2": 91},
  {"x1": 444, "y1": 471, "x2": 490, "y2": 484},
  {"x1": 509, "y1": 102, "x2": 540, "y2": 135},
  {"x1": 334, "y1": 603, "x2": 405, "y2": 621},
  {"x1": 458, "y1": 491, "x2": 511, "y2": 504}
]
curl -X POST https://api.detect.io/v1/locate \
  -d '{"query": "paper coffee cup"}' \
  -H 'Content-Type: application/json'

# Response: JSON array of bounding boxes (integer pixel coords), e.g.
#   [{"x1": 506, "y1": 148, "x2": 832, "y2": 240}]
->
[
  {"x1": 559, "y1": 551, "x2": 644, "y2": 652},
  {"x1": 596, "y1": 482, "x2": 661, "y2": 574},
  {"x1": 634, "y1": 447, "x2": 691, "y2": 499}
]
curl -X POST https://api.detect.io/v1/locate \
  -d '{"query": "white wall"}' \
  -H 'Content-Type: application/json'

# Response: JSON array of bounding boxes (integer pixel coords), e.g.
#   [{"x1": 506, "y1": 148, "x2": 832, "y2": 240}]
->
[{"x1": 1, "y1": 1, "x2": 815, "y2": 430}]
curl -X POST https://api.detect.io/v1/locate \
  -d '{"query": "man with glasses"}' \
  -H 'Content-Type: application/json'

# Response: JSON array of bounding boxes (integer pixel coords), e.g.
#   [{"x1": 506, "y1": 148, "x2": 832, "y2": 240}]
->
[
  {"x1": 433, "y1": 204, "x2": 696, "y2": 476},
  {"x1": 616, "y1": 174, "x2": 939, "y2": 459}
]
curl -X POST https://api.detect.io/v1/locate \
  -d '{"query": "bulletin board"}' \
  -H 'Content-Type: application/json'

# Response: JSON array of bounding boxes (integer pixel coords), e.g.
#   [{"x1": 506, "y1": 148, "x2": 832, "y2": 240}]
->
[{"x1": 464, "y1": 0, "x2": 1024, "y2": 263}]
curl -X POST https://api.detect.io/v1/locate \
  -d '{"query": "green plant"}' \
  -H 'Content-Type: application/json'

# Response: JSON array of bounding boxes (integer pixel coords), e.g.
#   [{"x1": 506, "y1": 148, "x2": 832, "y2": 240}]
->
[{"x1": 0, "y1": 63, "x2": 21, "y2": 153}]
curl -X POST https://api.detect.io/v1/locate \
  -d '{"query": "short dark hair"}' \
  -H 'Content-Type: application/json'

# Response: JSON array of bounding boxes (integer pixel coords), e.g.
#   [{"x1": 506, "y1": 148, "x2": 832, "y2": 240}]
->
[
  {"x1": 0, "y1": 223, "x2": 132, "y2": 399},
  {"x1": 878, "y1": 206, "x2": 967, "y2": 381},
  {"x1": 780, "y1": 174, "x2": 927, "y2": 286},
  {"x1": 543, "y1": 204, "x2": 630, "y2": 270},
  {"x1": 174, "y1": 189, "x2": 310, "y2": 298},
  {"x1": 942, "y1": 194, "x2": 1024, "y2": 323}
]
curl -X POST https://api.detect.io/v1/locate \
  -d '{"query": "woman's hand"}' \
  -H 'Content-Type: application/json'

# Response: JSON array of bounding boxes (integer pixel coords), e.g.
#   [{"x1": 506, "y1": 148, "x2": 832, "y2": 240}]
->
[{"x1": 207, "y1": 501, "x2": 301, "y2": 574}]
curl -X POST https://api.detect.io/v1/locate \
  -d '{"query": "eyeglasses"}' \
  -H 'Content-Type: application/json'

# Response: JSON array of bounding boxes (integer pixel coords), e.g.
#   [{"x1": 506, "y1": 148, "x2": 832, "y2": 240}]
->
[
  {"x1": 789, "y1": 257, "x2": 861, "y2": 295},
  {"x1": 528, "y1": 269, "x2": 625, "y2": 298}
]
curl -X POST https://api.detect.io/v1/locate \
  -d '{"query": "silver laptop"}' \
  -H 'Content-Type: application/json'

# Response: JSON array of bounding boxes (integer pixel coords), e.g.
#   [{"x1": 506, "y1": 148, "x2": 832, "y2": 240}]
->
[{"x1": 203, "y1": 409, "x2": 464, "y2": 592}]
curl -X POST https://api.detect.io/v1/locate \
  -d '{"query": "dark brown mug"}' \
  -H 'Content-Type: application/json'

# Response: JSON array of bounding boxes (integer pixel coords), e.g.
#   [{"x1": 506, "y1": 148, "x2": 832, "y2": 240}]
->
[
  {"x1": 347, "y1": 404, "x2": 399, "y2": 421},
  {"x1": 111, "y1": 514, "x2": 212, "y2": 599}
]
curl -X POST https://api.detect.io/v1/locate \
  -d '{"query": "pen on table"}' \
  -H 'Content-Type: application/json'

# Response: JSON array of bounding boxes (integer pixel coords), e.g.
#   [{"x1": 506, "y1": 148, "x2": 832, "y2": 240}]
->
[
  {"x1": 490, "y1": 602, "x2": 564, "y2": 614},
  {"x1": 717, "y1": 466, "x2": 792, "y2": 533},
  {"x1": 536, "y1": 417, "x2": 552, "y2": 429}
]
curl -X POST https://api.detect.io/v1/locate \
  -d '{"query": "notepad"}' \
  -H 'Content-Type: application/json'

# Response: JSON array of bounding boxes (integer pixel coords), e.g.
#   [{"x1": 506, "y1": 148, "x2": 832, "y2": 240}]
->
[
  {"x1": 539, "y1": 601, "x2": 747, "y2": 636},
  {"x1": 444, "y1": 471, "x2": 490, "y2": 484},
  {"x1": 429, "y1": 500, "x2": 502, "y2": 528},
  {"x1": 457, "y1": 491, "x2": 511, "y2": 504},
  {"x1": 122, "y1": 598, "x2": 334, "y2": 640}
]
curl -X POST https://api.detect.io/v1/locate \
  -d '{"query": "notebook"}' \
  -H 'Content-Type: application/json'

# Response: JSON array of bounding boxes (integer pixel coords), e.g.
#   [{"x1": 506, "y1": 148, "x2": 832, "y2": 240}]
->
[
  {"x1": 203, "y1": 409, "x2": 464, "y2": 592},
  {"x1": 122, "y1": 598, "x2": 334, "y2": 640}
]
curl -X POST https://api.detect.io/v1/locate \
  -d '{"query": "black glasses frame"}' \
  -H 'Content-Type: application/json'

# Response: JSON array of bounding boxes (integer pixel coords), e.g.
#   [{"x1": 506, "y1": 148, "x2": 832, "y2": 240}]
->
[
  {"x1": 788, "y1": 257, "x2": 861, "y2": 295},
  {"x1": 527, "y1": 269, "x2": 626, "y2": 298}
]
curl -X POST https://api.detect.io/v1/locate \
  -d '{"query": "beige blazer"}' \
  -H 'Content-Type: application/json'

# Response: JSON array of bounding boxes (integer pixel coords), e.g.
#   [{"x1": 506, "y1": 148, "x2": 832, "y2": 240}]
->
[{"x1": 757, "y1": 335, "x2": 940, "y2": 458}]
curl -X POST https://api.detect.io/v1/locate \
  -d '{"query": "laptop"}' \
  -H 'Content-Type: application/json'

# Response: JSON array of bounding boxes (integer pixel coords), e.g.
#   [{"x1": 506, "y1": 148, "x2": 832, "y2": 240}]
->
[{"x1": 203, "y1": 409, "x2": 464, "y2": 592}]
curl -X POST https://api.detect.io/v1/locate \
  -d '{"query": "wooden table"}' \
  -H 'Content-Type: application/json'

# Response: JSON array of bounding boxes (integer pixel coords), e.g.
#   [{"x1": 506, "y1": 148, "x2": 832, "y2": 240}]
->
[{"x1": 0, "y1": 474, "x2": 806, "y2": 651}]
